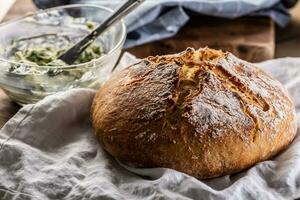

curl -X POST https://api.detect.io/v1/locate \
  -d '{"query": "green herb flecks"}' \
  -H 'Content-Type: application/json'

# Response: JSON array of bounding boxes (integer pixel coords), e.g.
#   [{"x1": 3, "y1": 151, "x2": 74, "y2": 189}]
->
[{"x1": 13, "y1": 44, "x2": 102, "y2": 66}]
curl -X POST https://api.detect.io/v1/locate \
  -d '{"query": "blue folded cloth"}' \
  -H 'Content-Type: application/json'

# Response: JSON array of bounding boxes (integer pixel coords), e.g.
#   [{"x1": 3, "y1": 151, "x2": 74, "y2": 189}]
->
[{"x1": 33, "y1": 0, "x2": 290, "y2": 48}]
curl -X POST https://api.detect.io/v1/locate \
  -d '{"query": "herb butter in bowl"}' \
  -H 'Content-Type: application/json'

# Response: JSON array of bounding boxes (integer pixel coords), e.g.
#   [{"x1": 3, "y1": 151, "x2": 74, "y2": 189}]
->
[{"x1": 0, "y1": 5, "x2": 126, "y2": 105}]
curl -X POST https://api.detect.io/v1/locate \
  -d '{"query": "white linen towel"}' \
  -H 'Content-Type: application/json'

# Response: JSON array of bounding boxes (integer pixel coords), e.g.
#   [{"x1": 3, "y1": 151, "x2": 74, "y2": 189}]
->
[{"x1": 0, "y1": 53, "x2": 300, "y2": 200}]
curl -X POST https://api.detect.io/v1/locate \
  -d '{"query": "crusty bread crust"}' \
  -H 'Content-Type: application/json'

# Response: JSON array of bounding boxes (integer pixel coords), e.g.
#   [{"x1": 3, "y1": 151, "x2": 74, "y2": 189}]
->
[{"x1": 91, "y1": 48, "x2": 297, "y2": 179}]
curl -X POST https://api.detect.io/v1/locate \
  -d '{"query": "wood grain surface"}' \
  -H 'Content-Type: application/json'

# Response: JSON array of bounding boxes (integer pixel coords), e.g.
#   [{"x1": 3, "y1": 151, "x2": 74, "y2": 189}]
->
[
  {"x1": 3, "y1": 0, "x2": 36, "y2": 21},
  {"x1": 276, "y1": 3, "x2": 300, "y2": 57},
  {"x1": 0, "y1": 90, "x2": 20, "y2": 127},
  {"x1": 0, "y1": 0, "x2": 299, "y2": 128},
  {"x1": 127, "y1": 16, "x2": 275, "y2": 62}
]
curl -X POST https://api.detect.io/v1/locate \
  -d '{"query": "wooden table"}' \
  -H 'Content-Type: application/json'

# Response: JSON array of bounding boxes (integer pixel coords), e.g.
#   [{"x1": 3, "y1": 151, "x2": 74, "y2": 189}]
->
[
  {"x1": 1, "y1": 0, "x2": 300, "y2": 128},
  {"x1": 276, "y1": 4, "x2": 300, "y2": 57}
]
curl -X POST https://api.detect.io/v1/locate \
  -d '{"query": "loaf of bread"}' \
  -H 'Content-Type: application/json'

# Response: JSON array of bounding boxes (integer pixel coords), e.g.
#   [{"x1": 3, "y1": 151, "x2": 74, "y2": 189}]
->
[{"x1": 91, "y1": 48, "x2": 297, "y2": 179}]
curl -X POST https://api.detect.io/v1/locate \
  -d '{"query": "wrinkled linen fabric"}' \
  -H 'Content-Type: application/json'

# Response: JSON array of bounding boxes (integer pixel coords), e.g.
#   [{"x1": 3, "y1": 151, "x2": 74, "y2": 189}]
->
[
  {"x1": 0, "y1": 53, "x2": 300, "y2": 200},
  {"x1": 33, "y1": 0, "x2": 290, "y2": 48}
]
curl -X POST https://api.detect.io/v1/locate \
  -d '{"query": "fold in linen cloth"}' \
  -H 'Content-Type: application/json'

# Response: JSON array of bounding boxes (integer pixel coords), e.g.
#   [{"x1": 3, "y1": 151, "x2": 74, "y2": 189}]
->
[
  {"x1": 0, "y1": 53, "x2": 300, "y2": 200},
  {"x1": 33, "y1": 0, "x2": 291, "y2": 48}
]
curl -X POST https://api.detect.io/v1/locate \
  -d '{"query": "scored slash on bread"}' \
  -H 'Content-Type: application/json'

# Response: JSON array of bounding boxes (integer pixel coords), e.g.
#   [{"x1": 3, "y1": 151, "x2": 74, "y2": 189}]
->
[{"x1": 91, "y1": 48, "x2": 297, "y2": 179}]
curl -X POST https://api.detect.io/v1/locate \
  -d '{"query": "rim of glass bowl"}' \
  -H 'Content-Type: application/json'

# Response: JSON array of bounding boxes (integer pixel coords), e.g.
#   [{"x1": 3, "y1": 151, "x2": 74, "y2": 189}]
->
[{"x1": 0, "y1": 4, "x2": 127, "y2": 69}]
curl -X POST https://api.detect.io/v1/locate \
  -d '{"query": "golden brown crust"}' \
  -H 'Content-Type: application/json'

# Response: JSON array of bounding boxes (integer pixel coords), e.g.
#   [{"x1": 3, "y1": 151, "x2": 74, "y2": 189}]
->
[{"x1": 91, "y1": 48, "x2": 297, "y2": 179}]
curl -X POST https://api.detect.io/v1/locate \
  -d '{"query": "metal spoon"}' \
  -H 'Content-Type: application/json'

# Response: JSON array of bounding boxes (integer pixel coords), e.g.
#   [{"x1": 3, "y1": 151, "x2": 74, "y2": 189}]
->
[{"x1": 58, "y1": 0, "x2": 145, "y2": 65}]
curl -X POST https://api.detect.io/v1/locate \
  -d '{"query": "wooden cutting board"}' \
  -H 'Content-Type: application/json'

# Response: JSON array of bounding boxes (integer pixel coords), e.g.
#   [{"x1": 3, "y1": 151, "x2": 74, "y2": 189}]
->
[
  {"x1": 127, "y1": 16, "x2": 275, "y2": 62},
  {"x1": 0, "y1": 0, "x2": 16, "y2": 22},
  {"x1": 0, "y1": 90, "x2": 20, "y2": 127}
]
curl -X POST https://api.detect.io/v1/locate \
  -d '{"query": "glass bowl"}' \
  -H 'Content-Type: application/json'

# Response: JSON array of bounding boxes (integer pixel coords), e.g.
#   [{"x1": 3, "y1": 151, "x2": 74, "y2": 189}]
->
[{"x1": 0, "y1": 4, "x2": 126, "y2": 105}]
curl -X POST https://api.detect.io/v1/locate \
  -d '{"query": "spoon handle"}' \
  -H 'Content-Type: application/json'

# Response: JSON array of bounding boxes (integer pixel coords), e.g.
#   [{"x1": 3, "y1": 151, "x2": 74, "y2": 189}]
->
[{"x1": 59, "y1": 0, "x2": 145, "y2": 65}]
